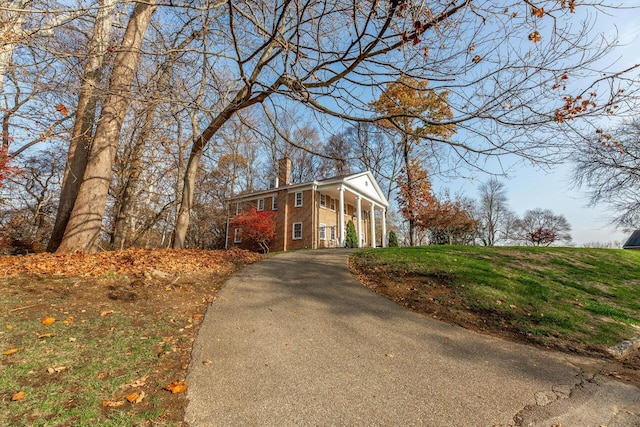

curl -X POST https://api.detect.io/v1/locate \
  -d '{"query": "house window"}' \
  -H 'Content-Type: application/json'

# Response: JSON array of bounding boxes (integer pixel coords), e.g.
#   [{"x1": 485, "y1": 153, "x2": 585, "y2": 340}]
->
[
  {"x1": 320, "y1": 194, "x2": 327, "y2": 208},
  {"x1": 233, "y1": 228, "x2": 241, "y2": 243},
  {"x1": 295, "y1": 191, "x2": 303, "y2": 207},
  {"x1": 293, "y1": 222, "x2": 302, "y2": 240},
  {"x1": 330, "y1": 226, "x2": 336, "y2": 241},
  {"x1": 236, "y1": 202, "x2": 242, "y2": 215},
  {"x1": 330, "y1": 197, "x2": 335, "y2": 211},
  {"x1": 272, "y1": 195, "x2": 278, "y2": 210},
  {"x1": 257, "y1": 198, "x2": 264, "y2": 211},
  {"x1": 319, "y1": 223, "x2": 326, "y2": 240}
]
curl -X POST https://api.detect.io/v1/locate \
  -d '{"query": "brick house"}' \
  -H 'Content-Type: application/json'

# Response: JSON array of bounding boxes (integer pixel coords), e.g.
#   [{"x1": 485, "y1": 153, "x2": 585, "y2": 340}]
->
[{"x1": 225, "y1": 158, "x2": 389, "y2": 252}]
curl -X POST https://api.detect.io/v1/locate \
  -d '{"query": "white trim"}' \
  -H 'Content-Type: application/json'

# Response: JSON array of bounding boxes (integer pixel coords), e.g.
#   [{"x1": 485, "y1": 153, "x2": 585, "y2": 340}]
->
[
  {"x1": 293, "y1": 222, "x2": 302, "y2": 240},
  {"x1": 382, "y1": 208, "x2": 387, "y2": 247},
  {"x1": 295, "y1": 191, "x2": 303, "y2": 207},
  {"x1": 356, "y1": 196, "x2": 362, "y2": 248},
  {"x1": 370, "y1": 203, "x2": 376, "y2": 248},
  {"x1": 339, "y1": 187, "x2": 345, "y2": 247}
]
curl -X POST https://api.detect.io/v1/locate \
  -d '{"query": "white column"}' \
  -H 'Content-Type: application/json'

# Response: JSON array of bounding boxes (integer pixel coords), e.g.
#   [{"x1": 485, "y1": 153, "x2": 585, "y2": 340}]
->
[
  {"x1": 356, "y1": 196, "x2": 362, "y2": 248},
  {"x1": 370, "y1": 203, "x2": 376, "y2": 248},
  {"x1": 382, "y1": 208, "x2": 387, "y2": 247},
  {"x1": 338, "y1": 187, "x2": 345, "y2": 247}
]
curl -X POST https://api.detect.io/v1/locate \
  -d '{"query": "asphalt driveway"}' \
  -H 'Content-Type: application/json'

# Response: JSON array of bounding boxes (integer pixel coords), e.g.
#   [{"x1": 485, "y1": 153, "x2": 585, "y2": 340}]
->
[{"x1": 186, "y1": 249, "x2": 640, "y2": 426}]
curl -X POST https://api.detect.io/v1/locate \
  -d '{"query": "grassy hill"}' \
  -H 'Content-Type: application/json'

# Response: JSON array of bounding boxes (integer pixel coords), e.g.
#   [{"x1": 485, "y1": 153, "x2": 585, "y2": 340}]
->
[{"x1": 351, "y1": 246, "x2": 640, "y2": 353}]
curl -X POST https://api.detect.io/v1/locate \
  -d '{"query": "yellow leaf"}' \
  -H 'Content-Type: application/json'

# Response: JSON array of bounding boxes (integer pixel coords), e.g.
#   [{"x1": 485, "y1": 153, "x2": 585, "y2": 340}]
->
[
  {"x1": 3, "y1": 348, "x2": 19, "y2": 356},
  {"x1": 100, "y1": 310, "x2": 114, "y2": 316},
  {"x1": 102, "y1": 399, "x2": 125, "y2": 408},
  {"x1": 6, "y1": 324, "x2": 13, "y2": 329},
  {"x1": 41, "y1": 317, "x2": 56, "y2": 325},
  {"x1": 126, "y1": 391, "x2": 145, "y2": 403},
  {"x1": 11, "y1": 391, "x2": 25, "y2": 401},
  {"x1": 38, "y1": 333, "x2": 56, "y2": 339},
  {"x1": 163, "y1": 380, "x2": 187, "y2": 394}
]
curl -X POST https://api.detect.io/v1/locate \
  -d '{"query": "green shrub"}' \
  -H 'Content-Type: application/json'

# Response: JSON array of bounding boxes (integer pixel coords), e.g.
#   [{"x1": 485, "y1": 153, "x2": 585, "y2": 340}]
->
[
  {"x1": 388, "y1": 230, "x2": 398, "y2": 247},
  {"x1": 345, "y1": 220, "x2": 358, "y2": 248}
]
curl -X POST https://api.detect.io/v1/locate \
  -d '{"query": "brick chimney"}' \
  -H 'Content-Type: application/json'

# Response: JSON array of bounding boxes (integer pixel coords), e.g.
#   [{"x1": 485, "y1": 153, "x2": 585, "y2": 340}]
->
[{"x1": 278, "y1": 157, "x2": 291, "y2": 187}]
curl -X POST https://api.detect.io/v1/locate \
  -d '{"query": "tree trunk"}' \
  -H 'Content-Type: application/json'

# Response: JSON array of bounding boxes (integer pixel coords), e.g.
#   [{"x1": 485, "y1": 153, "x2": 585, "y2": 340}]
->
[
  {"x1": 57, "y1": 1, "x2": 157, "y2": 253},
  {"x1": 47, "y1": 0, "x2": 116, "y2": 251},
  {"x1": 172, "y1": 107, "x2": 242, "y2": 249},
  {"x1": 112, "y1": 31, "x2": 199, "y2": 249}
]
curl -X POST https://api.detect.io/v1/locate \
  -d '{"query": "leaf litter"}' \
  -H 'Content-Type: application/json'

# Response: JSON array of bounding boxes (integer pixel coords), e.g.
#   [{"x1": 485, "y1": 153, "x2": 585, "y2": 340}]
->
[{"x1": 1, "y1": 248, "x2": 261, "y2": 425}]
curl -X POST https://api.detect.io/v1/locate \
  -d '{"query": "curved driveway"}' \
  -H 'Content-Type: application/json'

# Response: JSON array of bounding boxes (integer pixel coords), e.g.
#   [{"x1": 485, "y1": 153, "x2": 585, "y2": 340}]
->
[{"x1": 186, "y1": 249, "x2": 640, "y2": 426}]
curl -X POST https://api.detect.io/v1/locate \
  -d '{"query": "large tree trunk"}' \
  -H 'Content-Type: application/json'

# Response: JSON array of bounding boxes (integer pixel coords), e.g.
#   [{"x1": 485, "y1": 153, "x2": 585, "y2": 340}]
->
[
  {"x1": 112, "y1": 31, "x2": 199, "y2": 249},
  {"x1": 57, "y1": 1, "x2": 157, "y2": 253},
  {"x1": 47, "y1": 0, "x2": 116, "y2": 251}
]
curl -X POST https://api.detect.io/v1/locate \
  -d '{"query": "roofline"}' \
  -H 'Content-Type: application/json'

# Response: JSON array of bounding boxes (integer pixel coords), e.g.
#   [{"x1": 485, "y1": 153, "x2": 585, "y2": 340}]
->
[{"x1": 226, "y1": 170, "x2": 389, "y2": 207}]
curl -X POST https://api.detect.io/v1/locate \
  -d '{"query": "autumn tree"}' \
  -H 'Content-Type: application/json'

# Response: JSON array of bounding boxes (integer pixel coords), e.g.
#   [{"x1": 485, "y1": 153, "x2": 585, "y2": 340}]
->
[
  {"x1": 371, "y1": 76, "x2": 454, "y2": 245},
  {"x1": 230, "y1": 208, "x2": 276, "y2": 253},
  {"x1": 417, "y1": 194, "x2": 476, "y2": 245},
  {"x1": 573, "y1": 118, "x2": 640, "y2": 230},
  {"x1": 395, "y1": 158, "x2": 438, "y2": 246},
  {"x1": 513, "y1": 208, "x2": 572, "y2": 246}
]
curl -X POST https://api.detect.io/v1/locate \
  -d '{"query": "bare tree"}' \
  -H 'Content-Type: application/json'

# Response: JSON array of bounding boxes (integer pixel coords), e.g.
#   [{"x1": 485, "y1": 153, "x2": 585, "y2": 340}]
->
[
  {"x1": 48, "y1": 0, "x2": 118, "y2": 251},
  {"x1": 57, "y1": 1, "x2": 158, "y2": 252},
  {"x1": 513, "y1": 208, "x2": 572, "y2": 246},
  {"x1": 475, "y1": 178, "x2": 513, "y2": 246},
  {"x1": 573, "y1": 118, "x2": 640, "y2": 230}
]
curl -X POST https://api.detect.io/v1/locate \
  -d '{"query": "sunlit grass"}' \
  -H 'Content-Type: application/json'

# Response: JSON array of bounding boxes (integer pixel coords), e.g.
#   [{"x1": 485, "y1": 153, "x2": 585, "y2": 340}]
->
[{"x1": 353, "y1": 246, "x2": 640, "y2": 348}]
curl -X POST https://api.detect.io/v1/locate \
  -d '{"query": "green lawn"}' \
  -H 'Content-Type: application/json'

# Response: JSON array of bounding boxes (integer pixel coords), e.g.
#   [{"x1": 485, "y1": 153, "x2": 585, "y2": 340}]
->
[{"x1": 352, "y1": 246, "x2": 640, "y2": 349}]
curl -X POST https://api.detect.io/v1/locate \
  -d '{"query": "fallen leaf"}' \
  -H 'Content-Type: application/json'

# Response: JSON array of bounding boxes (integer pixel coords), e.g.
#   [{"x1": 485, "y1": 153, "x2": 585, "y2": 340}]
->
[
  {"x1": 6, "y1": 324, "x2": 13, "y2": 329},
  {"x1": 11, "y1": 391, "x2": 25, "y2": 401},
  {"x1": 122, "y1": 376, "x2": 147, "y2": 389},
  {"x1": 202, "y1": 359, "x2": 212, "y2": 365},
  {"x1": 41, "y1": 317, "x2": 56, "y2": 325},
  {"x1": 97, "y1": 372, "x2": 107, "y2": 380},
  {"x1": 47, "y1": 366, "x2": 67, "y2": 374},
  {"x1": 385, "y1": 353, "x2": 394, "y2": 358},
  {"x1": 102, "y1": 399, "x2": 125, "y2": 408},
  {"x1": 509, "y1": 304, "x2": 517, "y2": 309},
  {"x1": 38, "y1": 333, "x2": 56, "y2": 339},
  {"x1": 63, "y1": 317, "x2": 74, "y2": 324},
  {"x1": 3, "y1": 348, "x2": 19, "y2": 356},
  {"x1": 163, "y1": 380, "x2": 187, "y2": 394},
  {"x1": 100, "y1": 310, "x2": 114, "y2": 316},
  {"x1": 126, "y1": 391, "x2": 145, "y2": 403},
  {"x1": 69, "y1": 337, "x2": 76, "y2": 342}
]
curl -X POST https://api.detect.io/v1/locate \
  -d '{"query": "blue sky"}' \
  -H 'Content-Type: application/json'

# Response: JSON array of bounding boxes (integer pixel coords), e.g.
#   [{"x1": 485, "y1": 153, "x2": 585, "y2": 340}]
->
[{"x1": 435, "y1": 3, "x2": 640, "y2": 246}]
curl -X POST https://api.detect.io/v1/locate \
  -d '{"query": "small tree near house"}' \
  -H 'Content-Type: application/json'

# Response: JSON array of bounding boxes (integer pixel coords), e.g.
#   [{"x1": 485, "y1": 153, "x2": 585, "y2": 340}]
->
[
  {"x1": 345, "y1": 220, "x2": 358, "y2": 248},
  {"x1": 388, "y1": 230, "x2": 398, "y2": 247},
  {"x1": 230, "y1": 208, "x2": 276, "y2": 253}
]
